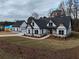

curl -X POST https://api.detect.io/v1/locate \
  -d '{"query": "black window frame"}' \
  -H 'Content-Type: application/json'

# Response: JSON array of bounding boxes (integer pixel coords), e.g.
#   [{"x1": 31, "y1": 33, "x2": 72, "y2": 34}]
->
[
  {"x1": 32, "y1": 22, "x2": 34, "y2": 26},
  {"x1": 49, "y1": 23, "x2": 53, "y2": 26},
  {"x1": 59, "y1": 30, "x2": 64, "y2": 35},
  {"x1": 28, "y1": 30, "x2": 30, "y2": 34},
  {"x1": 42, "y1": 29, "x2": 43, "y2": 34},
  {"x1": 35, "y1": 30, "x2": 38, "y2": 34}
]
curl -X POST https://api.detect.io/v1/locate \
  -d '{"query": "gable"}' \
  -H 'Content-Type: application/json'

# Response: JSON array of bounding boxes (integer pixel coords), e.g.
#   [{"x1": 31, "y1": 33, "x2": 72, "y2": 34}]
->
[
  {"x1": 27, "y1": 25, "x2": 32, "y2": 29},
  {"x1": 12, "y1": 20, "x2": 25, "y2": 27},
  {"x1": 57, "y1": 24, "x2": 66, "y2": 29},
  {"x1": 47, "y1": 20, "x2": 56, "y2": 27},
  {"x1": 53, "y1": 23, "x2": 56, "y2": 27},
  {"x1": 31, "y1": 20, "x2": 40, "y2": 29},
  {"x1": 51, "y1": 16, "x2": 71, "y2": 29},
  {"x1": 20, "y1": 22, "x2": 27, "y2": 28}
]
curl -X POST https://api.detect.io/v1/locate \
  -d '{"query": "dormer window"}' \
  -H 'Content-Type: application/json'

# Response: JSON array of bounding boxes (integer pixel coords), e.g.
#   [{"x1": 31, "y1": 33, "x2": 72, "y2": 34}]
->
[
  {"x1": 49, "y1": 23, "x2": 53, "y2": 26},
  {"x1": 47, "y1": 20, "x2": 56, "y2": 27}
]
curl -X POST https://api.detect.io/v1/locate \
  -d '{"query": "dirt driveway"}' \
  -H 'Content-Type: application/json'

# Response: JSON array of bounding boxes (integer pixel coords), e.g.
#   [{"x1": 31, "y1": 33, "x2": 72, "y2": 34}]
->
[{"x1": 0, "y1": 32, "x2": 17, "y2": 35}]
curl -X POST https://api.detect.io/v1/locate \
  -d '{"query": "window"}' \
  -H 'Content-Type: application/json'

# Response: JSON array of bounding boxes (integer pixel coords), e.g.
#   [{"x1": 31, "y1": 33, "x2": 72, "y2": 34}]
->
[
  {"x1": 49, "y1": 23, "x2": 52, "y2": 26},
  {"x1": 35, "y1": 30, "x2": 38, "y2": 34},
  {"x1": 28, "y1": 30, "x2": 30, "y2": 34},
  {"x1": 59, "y1": 30, "x2": 64, "y2": 35},
  {"x1": 42, "y1": 29, "x2": 43, "y2": 34},
  {"x1": 32, "y1": 23, "x2": 34, "y2": 26}
]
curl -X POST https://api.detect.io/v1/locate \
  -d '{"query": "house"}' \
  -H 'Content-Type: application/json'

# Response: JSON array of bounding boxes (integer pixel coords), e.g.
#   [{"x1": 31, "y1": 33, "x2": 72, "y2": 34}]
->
[
  {"x1": 0, "y1": 22, "x2": 14, "y2": 32},
  {"x1": 12, "y1": 20, "x2": 27, "y2": 33},
  {"x1": 0, "y1": 22, "x2": 4, "y2": 31},
  {"x1": 4, "y1": 22, "x2": 14, "y2": 32},
  {"x1": 25, "y1": 16, "x2": 72, "y2": 37},
  {"x1": 50, "y1": 10, "x2": 65, "y2": 17},
  {"x1": 26, "y1": 17, "x2": 49, "y2": 37}
]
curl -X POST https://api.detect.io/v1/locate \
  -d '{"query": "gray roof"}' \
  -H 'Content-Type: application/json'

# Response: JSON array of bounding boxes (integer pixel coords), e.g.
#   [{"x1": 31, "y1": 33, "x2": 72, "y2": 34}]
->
[
  {"x1": 33, "y1": 18, "x2": 49, "y2": 29},
  {"x1": 27, "y1": 16, "x2": 71, "y2": 29},
  {"x1": 51, "y1": 16, "x2": 71, "y2": 29},
  {"x1": 13, "y1": 20, "x2": 25, "y2": 27}
]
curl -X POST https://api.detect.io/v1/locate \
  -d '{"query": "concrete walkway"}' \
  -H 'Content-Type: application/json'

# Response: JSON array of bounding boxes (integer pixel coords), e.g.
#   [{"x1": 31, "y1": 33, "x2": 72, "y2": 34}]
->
[
  {"x1": 20, "y1": 34, "x2": 50, "y2": 40},
  {"x1": 0, "y1": 33, "x2": 50, "y2": 40},
  {"x1": 0, "y1": 33, "x2": 24, "y2": 37}
]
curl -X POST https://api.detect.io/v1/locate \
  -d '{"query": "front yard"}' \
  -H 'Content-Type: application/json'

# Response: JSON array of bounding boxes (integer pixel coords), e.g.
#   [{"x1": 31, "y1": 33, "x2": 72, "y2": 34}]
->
[
  {"x1": 0, "y1": 33, "x2": 79, "y2": 59},
  {"x1": 0, "y1": 32, "x2": 79, "y2": 50},
  {"x1": 0, "y1": 49, "x2": 21, "y2": 59}
]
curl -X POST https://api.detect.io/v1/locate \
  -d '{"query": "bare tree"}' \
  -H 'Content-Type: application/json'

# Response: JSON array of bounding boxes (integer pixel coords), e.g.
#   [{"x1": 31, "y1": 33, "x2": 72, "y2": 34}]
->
[
  {"x1": 74, "y1": 0, "x2": 79, "y2": 19},
  {"x1": 66, "y1": 0, "x2": 79, "y2": 19},
  {"x1": 32, "y1": 12, "x2": 39, "y2": 19},
  {"x1": 48, "y1": 9, "x2": 54, "y2": 17},
  {"x1": 58, "y1": 1, "x2": 66, "y2": 15}
]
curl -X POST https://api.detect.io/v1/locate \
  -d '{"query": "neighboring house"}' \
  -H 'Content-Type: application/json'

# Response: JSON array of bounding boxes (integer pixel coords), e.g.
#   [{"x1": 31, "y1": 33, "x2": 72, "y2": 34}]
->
[
  {"x1": 0, "y1": 22, "x2": 4, "y2": 31},
  {"x1": 50, "y1": 10, "x2": 65, "y2": 17},
  {"x1": 12, "y1": 20, "x2": 27, "y2": 33},
  {"x1": 4, "y1": 22, "x2": 13, "y2": 32},
  {"x1": 0, "y1": 22, "x2": 14, "y2": 32},
  {"x1": 5, "y1": 25, "x2": 12, "y2": 32},
  {"x1": 25, "y1": 16, "x2": 72, "y2": 37}
]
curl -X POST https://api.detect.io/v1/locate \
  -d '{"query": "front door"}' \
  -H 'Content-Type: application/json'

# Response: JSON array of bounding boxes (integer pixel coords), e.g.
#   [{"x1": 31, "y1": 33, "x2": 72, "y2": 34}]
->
[{"x1": 49, "y1": 29, "x2": 52, "y2": 34}]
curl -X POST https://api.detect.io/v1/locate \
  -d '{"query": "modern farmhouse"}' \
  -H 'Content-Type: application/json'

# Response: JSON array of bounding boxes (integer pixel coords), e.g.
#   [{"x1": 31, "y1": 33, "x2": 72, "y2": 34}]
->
[{"x1": 25, "y1": 16, "x2": 72, "y2": 37}]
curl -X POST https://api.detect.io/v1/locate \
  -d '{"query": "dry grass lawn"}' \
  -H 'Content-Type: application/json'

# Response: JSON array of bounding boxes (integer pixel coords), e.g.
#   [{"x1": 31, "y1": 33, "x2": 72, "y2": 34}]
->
[
  {"x1": 0, "y1": 33, "x2": 79, "y2": 59},
  {"x1": 0, "y1": 33, "x2": 79, "y2": 50},
  {"x1": 0, "y1": 49, "x2": 22, "y2": 59}
]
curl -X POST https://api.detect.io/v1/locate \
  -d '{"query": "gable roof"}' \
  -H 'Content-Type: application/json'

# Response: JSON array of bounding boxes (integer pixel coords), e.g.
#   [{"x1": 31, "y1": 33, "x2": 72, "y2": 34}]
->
[
  {"x1": 51, "y1": 16, "x2": 71, "y2": 29},
  {"x1": 27, "y1": 17, "x2": 49, "y2": 29},
  {"x1": 27, "y1": 17, "x2": 35, "y2": 24},
  {"x1": 12, "y1": 20, "x2": 25, "y2": 27},
  {"x1": 33, "y1": 18, "x2": 49, "y2": 29},
  {"x1": 26, "y1": 24, "x2": 34, "y2": 29},
  {"x1": 27, "y1": 16, "x2": 71, "y2": 29}
]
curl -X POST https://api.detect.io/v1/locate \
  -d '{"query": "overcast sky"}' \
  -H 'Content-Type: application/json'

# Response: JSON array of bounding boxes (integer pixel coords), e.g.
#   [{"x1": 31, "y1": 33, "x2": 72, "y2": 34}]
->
[{"x1": 0, "y1": 0, "x2": 63, "y2": 21}]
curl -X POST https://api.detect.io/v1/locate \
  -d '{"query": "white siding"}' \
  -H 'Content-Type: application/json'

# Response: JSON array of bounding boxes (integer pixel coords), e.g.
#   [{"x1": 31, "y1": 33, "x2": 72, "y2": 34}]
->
[
  {"x1": 52, "y1": 30, "x2": 57, "y2": 36},
  {"x1": 31, "y1": 20, "x2": 41, "y2": 37},
  {"x1": 47, "y1": 20, "x2": 56, "y2": 27},
  {"x1": 20, "y1": 22, "x2": 27, "y2": 28},
  {"x1": 12, "y1": 27, "x2": 21, "y2": 32},
  {"x1": 12, "y1": 22, "x2": 27, "y2": 33},
  {"x1": 53, "y1": 23, "x2": 56, "y2": 27},
  {"x1": 32, "y1": 20, "x2": 48, "y2": 37},
  {"x1": 26, "y1": 25, "x2": 32, "y2": 36},
  {"x1": 26, "y1": 20, "x2": 48, "y2": 37},
  {"x1": 40, "y1": 29, "x2": 48, "y2": 35},
  {"x1": 47, "y1": 20, "x2": 53, "y2": 26},
  {"x1": 33, "y1": 29, "x2": 41, "y2": 37},
  {"x1": 33, "y1": 29, "x2": 48, "y2": 37},
  {"x1": 43, "y1": 29, "x2": 48, "y2": 34},
  {"x1": 31, "y1": 20, "x2": 39, "y2": 29},
  {"x1": 56, "y1": 25, "x2": 67, "y2": 37},
  {"x1": 20, "y1": 22, "x2": 27, "y2": 34}
]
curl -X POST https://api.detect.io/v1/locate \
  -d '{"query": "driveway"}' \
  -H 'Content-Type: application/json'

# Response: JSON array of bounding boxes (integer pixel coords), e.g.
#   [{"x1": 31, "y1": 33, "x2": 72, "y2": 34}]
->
[{"x1": 0, "y1": 33, "x2": 24, "y2": 37}]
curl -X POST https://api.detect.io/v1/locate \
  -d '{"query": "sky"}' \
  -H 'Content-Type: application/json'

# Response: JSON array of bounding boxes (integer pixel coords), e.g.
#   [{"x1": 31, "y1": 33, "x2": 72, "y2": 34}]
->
[{"x1": 0, "y1": 0, "x2": 63, "y2": 21}]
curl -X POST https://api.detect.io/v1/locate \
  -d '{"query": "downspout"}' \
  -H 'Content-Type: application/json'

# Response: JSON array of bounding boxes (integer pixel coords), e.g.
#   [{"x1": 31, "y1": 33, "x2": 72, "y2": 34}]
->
[
  {"x1": 32, "y1": 28, "x2": 34, "y2": 36},
  {"x1": 40, "y1": 29, "x2": 41, "y2": 37}
]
